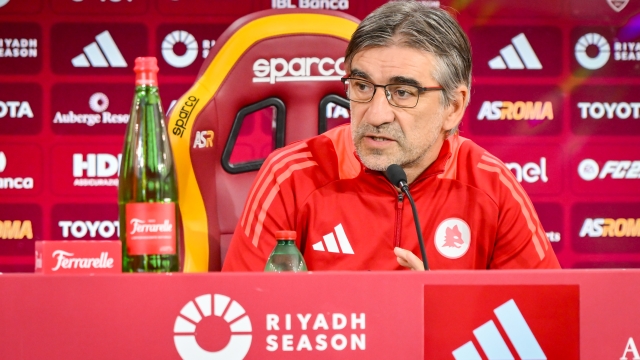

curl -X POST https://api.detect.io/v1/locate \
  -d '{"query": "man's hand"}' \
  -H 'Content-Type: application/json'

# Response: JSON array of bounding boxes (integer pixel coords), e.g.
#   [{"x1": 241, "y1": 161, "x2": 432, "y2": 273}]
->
[{"x1": 394, "y1": 247, "x2": 425, "y2": 271}]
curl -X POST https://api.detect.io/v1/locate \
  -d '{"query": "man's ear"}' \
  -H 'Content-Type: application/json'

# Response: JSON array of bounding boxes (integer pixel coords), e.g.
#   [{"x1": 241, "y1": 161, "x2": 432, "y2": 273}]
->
[{"x1": 442, "y1": 85, "x2": 469, "y2": 132}]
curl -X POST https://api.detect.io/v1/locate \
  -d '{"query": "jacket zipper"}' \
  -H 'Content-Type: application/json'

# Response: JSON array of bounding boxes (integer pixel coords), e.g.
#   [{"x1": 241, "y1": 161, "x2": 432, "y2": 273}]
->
[{"x1": 394, "y1": 193, "x2": 404, "y2": 248}]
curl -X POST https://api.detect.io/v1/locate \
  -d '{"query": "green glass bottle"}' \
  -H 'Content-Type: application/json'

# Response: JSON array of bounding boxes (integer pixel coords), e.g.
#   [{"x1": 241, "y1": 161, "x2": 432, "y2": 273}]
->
[
  {"x1": 118, "y1": 57, "x2": 180, "y2": 273},
  {"x1": 264, "y1": 230, "x2": 308, "y2": 272}
]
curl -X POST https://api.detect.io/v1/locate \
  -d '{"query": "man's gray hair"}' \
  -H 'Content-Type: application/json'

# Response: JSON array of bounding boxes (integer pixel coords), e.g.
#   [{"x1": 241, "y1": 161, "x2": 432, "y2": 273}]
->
[{"x1": 345, "y1": 0, "x2": 472, "y2": 125}]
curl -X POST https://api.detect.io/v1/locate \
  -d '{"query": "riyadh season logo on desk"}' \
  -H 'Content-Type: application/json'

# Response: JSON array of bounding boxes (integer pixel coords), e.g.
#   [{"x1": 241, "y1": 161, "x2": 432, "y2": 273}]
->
[
  {"x1": 174, "y1": 294, "x2": 252, "y2": 360},
  {"x1": 172, "y1": 293, "x2": 368, "y2": 358}
]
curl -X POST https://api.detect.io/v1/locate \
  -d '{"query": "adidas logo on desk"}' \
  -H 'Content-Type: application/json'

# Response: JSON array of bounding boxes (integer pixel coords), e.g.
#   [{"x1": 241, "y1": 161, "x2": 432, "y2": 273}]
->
[
  {"x1": 488, "y1": 33, "x2": 542, "y2": 70},
  {"x1": 312, "y1": 223, "x2": 354, "y2": 254},
  {"x1": 452, "y1": 299, "x2": 546, "y2": 360},
  {"x1": 71, "y1": 31, "x2": 127, "y2": 68}
]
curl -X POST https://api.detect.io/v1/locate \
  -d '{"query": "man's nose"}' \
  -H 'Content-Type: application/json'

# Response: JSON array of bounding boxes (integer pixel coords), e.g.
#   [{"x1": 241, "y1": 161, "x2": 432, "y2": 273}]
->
[{"x1": 362, "y1": 87, "x2": 394, "y2": 127}]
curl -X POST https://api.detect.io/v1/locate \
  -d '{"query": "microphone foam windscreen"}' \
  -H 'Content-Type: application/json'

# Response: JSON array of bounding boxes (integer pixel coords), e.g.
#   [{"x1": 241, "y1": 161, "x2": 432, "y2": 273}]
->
[{"x1": 385, "y1": 164, "x2": 407, "y2": 187}]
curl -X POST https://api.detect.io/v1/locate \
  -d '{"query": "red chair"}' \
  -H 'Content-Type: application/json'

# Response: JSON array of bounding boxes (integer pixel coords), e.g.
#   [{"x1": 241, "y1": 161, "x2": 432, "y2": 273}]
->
[{"x1": 168, "y1": 9, "x2": 358, "y2": 271}]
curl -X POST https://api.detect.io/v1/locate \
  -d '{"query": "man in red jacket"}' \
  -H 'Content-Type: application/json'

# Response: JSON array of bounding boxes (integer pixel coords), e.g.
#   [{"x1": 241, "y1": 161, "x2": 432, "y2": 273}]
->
[{"x1": 223, "y1": 1, "x2": 560, "y2": 271}]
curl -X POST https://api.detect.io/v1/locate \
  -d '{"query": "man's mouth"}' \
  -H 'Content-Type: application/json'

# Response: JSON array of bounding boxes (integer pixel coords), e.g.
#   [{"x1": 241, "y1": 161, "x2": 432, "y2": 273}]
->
[
  {"x1": 370, "y1": 136, "x2": 391, "y2": 142},
  {"x1": 365, "y1": 134, "x2": 394, "y2": 142}
]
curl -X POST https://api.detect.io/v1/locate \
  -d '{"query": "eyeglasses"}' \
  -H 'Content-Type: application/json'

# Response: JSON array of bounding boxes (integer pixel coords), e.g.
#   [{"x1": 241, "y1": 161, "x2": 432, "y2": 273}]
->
[{"x1": 341, "y1": 77, "x2": 444, "y2": 108}]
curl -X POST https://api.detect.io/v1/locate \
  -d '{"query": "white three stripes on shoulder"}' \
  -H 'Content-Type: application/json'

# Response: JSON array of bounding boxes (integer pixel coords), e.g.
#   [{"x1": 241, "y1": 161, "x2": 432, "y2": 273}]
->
[
  {"x1": 241, "y1": 143, "x2": 318, "y2": 247},
  {"x1": 312, "y1": 224, "x2": 354, "y2": 254},
  {"x1": 477, "y1": 153, "x2": 548, "y2": 260}
]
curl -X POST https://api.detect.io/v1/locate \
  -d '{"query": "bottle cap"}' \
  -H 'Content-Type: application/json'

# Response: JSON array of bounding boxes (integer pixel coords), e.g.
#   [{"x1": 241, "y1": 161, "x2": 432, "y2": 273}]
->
[
  {"x1": 275, "y1": 230, "x2": 296, "y2": 240},
  {"x1": 134, "y1": 57, "x2": 159, "y2": 86}
]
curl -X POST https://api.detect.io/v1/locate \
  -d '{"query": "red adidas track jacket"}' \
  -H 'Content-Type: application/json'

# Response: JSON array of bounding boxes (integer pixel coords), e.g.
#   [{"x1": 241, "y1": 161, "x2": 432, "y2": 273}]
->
[{"x1": 222, "y1": 124, "x2": 560, "y2": 271}]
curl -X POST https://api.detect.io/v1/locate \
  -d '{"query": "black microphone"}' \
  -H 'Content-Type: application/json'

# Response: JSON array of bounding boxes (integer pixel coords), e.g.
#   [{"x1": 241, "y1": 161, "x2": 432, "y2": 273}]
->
[{"x1": 385, "y1": 164, "x2": 429, "y2": 271}]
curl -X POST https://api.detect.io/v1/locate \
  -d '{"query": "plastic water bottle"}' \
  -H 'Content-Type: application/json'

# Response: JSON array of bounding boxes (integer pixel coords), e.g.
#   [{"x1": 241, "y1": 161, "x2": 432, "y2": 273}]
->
[{"x1": 264, "y1": 230, "x2": 307, "y2": 272}]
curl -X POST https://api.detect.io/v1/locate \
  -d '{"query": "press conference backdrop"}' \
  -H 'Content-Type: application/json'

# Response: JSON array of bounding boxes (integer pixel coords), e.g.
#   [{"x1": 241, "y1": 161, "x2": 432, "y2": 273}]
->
[{"x1": 0, "y1": 0, "x2": 639, "y2": 272}]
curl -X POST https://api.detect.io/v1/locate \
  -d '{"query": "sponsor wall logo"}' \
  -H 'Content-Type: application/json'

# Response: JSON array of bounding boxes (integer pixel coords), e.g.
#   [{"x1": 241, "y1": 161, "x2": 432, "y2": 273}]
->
[
  {"x1": 0, "y1": 145, "x2": 41, "y2": 193},
  {"x1": 51, "y1": 0, "x2": 147, "y2": 14},
  {"x1": 471, "y1": 27, "x2": 561, "y2": 76},
  {"x1": 271, "y1": 0, "x2": 349, "y2": 9},
  {"x1": 572, "y1": 28, "x2": 640, "y2": 75},
  {"x1": 71, "y1": 30, "x2": 126, "y2": 68},
  {"x1": 0, "y1": 36, "x2": 37, "y2": 58},
  {"x1": 157, "y1": 25, "x2": 227, "y2": 74},
  {"x1": 51, "y1": 23, "x2": 146, "y2": 74},
  {"x1": 534, "y1": 203, "x2": 563, "y2": 252},
  {"x1": 571, "y1": 85, "x2": 640, "y2": 135},
  {"x1": 506, "y1": 157, "x2": 548, "y2": 183},
  {"x1": 0, "y1": 151, "x2": 34, "y2": 189},
  {"x1": 571, "y1": 203, "x2": 640, "y2": 254},
  {"x1": 577, "y1": 101, "x2": 640, "y2": 120},
  {"x1": 0, "y1": 23, "x2": 42, "y2": 74},
  {"x1": 157, "y1": 0, "x2": 252, "y2": 16},
  {"x1": 424, "y1": 285, "x2": 579, "y2": 359},
  {"x1": 51, "y1": 84, "x2": 130, "y2": 134},
  {"x1": 58, "y1": 220, "x2": 119, "y2": 239},
  {"x1": 252, "y1": 56, "x2": 346, "y2": 84},
  {"x1": 467, "y1": 86, "x2": 562, "y2": 136},
  {"x1": 73, "y1": 153, "x2": 121, "y2": 186},
  {"x1": 569, "y1": 0, "x2": 634, "y2": 18},
  {"x1": 477, "y1": 101, "x2": 554, "y2": 121},
  {"x1": 51, "y1": 204, "x2": 119, "y2": 240},
  {"x1": 193, "y1": 130, "x2": 213, "y2": 149},
  {"x1": 51, "y1": 144, "x2": 121, "y2": 196},
  {"x1": 0, "y1": 100, "x2": 33, "y2": 119},
  {"x1": 571, "y1": 146, "x2": 640, "y2": 195},
  {"x1": 608, "y1": 0, "x2": 629, "y2": 12},
  {"x1": 312, "y1": 223, "x2": 354, "y2": 254},
  {"x1": 579, "y1": 217, "x2": 640, "y2": 238},
  {"x1": 0, "y1": 204, "x2": 42, "y2": 272},
  {"x1": 575, "y1": 33, "x2": 610, "y2": 70},
  {"x1": 481, "y1": 146, "x2": 561, "y2": 195},
  {"x1": 0, "y1": 219, "x2": 33, "y2": 239},
  {"x1": 0, "y1": 83, "x2": 42, "y2": 135},
  {"x1": 578, "y1": 159, "x2": 640, "y2": 181},
  {"x1": 488, "y1": 33, "x2": 542, "y2": 70}
]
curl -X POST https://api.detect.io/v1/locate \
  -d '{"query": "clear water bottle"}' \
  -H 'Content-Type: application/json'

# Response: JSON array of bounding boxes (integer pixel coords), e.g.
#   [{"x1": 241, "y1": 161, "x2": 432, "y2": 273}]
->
[{"x1": 264, "y1": 230, "x2": 308, "y2": 272}]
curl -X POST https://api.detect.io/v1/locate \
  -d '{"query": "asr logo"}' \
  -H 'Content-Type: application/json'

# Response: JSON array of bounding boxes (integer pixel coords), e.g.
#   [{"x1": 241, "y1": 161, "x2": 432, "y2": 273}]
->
[
  {"x1": 193, "y1": 130, "x2": 214, "y2": 149},
  {"x1": 477, "y1": 101, "x2": 554, "y2": 121},
  {"x1": 580, "y1": 218, "x2": 640, "y2": 238}
]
